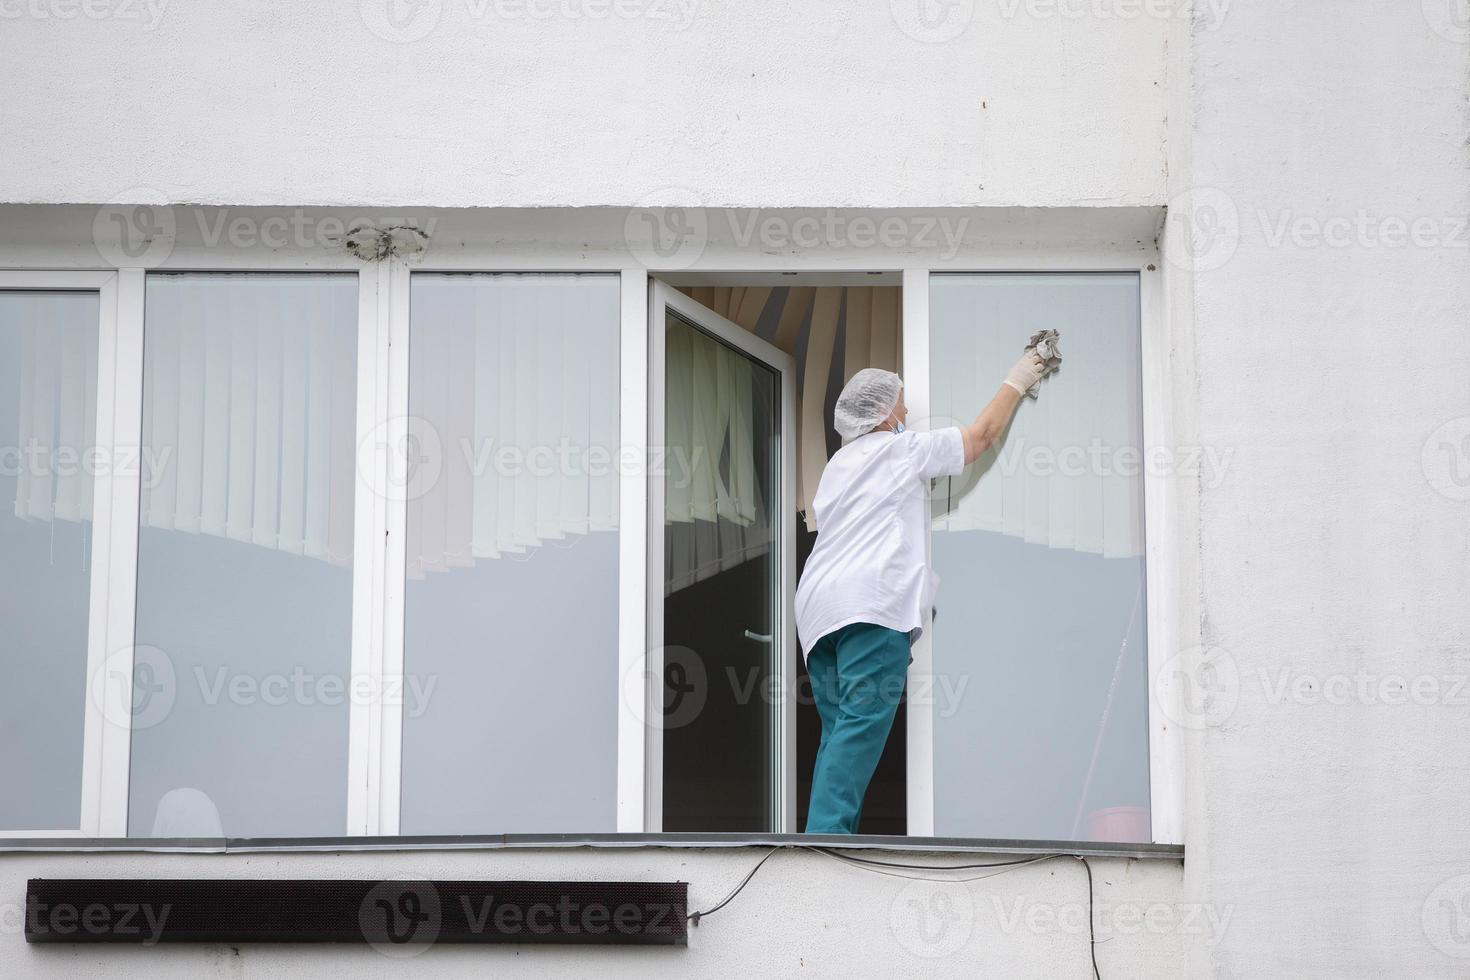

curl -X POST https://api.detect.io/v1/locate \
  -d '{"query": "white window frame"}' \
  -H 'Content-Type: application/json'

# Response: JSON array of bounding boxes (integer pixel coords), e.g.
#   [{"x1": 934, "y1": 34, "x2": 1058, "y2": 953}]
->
[
  {"x1": 645, "y1": 281, "x2": 799, "y2": 833},
  {"x1": 1, "y1": 260, "x2": 375, "y2": 838},
  {"x1": 0, "y1": 270, "x2": 123, "y2": 839},
  {"x1": 902, "y1": 265, "x2": 1180, "y2": 845},
  {"x1": 0, "y1": 210, "x2": 1181, "y2": 847},
  {"x1": 366, "y1": 265, "x2": 645, "y2": 836}
]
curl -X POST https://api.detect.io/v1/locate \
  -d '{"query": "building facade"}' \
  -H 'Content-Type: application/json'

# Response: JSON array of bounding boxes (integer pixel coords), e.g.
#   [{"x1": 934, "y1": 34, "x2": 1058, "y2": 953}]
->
[{"x1": 0, "y1": 1, "x2": 1467, "y2": 976}]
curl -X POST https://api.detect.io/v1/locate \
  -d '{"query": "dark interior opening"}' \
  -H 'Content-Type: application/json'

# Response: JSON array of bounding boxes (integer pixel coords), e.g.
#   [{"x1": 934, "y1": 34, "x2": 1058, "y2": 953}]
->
[
  {"x1": 660, "y1": 281, "x2": 906, "y2": 835},
  {"x1": 794, "y1": 525, "x2": 907, "y2": 835}
]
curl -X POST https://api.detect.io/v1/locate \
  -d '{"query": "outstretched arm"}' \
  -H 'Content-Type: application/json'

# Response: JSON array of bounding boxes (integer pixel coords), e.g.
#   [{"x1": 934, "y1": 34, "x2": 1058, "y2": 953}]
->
[{"x1": 960, "y1": 352, "x2": 1045, "y2": 464}]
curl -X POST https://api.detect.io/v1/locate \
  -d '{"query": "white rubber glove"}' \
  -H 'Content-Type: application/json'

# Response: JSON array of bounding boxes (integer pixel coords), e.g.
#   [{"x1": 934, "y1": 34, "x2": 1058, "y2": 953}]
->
[{"x1": 1002, "y1": 351, "x2": 1047, "y2": 395}]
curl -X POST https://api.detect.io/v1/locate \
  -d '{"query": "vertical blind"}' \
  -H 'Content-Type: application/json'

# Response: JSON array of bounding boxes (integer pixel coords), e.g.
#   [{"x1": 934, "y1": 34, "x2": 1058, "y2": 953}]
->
[
  {"x1": 138, "y1": 275, "x2": 359, "y2": 566},
  {"x1": 662, "y1": 312, "x2": 770, "y2": 594},
  {"x1": 10, "y1": 293, "x2": 99, "y2": 527},
  {"x1": 406, "y1": 275, "x2": 620, "y2": 578},
  {"x1": 929, "y1": 276, "x2": 1145, "y2": 559},
  {"x1": 12, "y1": 277, "x2": 1137, "y2": 563}
]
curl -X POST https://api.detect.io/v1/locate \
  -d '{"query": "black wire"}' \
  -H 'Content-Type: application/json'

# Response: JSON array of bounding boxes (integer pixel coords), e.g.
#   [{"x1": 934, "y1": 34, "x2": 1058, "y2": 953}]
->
[
  {"x1": 689, "y1": 844, "x2": 1107, "y2": 980},
  {"x1": 811, "y1": 846, "x2": 1042, "y2": 870},
  {"x1": 1080, "y1": 855, "x2": 1100, "y2": 980},
  {"x1": 689, "y1": 845, "x2": 1035, "y2": 924},
  {"x1": 687, "y1": 846, "x2": 779, "y2": 926}
]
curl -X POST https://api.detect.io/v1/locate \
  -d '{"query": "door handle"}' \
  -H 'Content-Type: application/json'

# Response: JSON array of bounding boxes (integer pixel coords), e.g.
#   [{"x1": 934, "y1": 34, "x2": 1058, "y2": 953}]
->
[{"x1": 743, "y1": 630, "x2": 773, "y2": 643}]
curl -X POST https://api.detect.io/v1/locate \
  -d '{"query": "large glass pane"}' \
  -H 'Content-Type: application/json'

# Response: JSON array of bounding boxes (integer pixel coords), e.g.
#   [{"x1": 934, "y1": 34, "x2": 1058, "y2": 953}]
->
[
  {"x1": 0, "y1": 291, "x2": 99, "y2": 831},
  {"x1": 661, "y1": 309, "x2": 782, "y2": 832},
  {"x1": 399, "y1": 274, "x2": 621, "y2": 834},
  {"x1": 129, "y1": 274, "x2": 358, "y2": 837},
  {"x1": 929, "y1": 273, "x2": 1149, "y2": 842}
]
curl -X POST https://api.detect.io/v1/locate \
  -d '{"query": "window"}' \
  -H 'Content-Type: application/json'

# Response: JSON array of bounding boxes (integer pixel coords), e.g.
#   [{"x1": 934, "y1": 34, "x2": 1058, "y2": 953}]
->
[
  {"x1": 927, "y1": 273, "x2": 1151, "y2": 842},
  {"x1": 657, "y1": 302, "x2": 787, "y2": 832},
  {"x1": 129, "y1": 274, "x2": 359, "y2": 837},
  {"x1": 0, "y1": 289, "x2": 100, "y2": 832},
  {"x1": 397, "y1": 273, "x2": 623, "y2": 833},
  {"x1": 0, "y1": 228, "x2": 1171, "y2": 845}
]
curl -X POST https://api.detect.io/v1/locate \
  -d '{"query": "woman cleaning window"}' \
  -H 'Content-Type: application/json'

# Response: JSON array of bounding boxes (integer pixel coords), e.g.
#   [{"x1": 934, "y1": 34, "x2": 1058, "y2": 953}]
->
[{"x1": 795, "y1": 352, "x2": 1053, "y2": 834}]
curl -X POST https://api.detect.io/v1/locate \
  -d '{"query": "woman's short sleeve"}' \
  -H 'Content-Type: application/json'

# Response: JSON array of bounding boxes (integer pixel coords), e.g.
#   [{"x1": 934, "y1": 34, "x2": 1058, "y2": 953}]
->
[{"x1": 902, "y1": 427, "x2": 966, "y2": 480}]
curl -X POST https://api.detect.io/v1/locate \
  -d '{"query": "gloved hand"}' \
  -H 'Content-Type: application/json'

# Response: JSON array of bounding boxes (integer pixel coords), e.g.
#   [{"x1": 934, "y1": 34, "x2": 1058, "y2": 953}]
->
[{"x1": 1002, "y1": 351, "x2": 1047, "y2": 395}]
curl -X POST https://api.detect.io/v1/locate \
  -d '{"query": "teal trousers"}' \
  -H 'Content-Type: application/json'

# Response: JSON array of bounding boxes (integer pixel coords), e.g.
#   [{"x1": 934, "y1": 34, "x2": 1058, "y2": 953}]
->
[{"x1": 805, "y1": 622, "x2": 910, "y2": 834}]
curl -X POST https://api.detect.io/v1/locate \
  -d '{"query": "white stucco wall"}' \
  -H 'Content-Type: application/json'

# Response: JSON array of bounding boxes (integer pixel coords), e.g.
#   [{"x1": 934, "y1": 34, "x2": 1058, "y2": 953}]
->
[
  {"x1": 2, "y1": 0, "x2": 1468, "y2": 976},
  {"x1": 1162, "y1": 0, "x2": 1470, "y2": 977},
  {"x1": 0, "y1": 0, "x2": 1168, "y2": 208},
  {"x1": 0, "y1": 847, "x2": 1187, "y2": 977}
]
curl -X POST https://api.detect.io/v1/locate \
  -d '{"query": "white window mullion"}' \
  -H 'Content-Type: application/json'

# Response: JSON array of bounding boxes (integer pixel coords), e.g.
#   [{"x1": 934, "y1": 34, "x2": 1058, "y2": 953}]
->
[
  {"x1": 1140, "y1": 263, "x2": 1184, "y2": 846},
  {"x1": 376, "y1": 259, "x2": 411, "y2": 835},
  {"x1": 77, "y1": 272, "x2": 119, "y2": 838},
  {"x1": 617, "y1": 268, "x2": 649, "y2": 833},
  {"x1": 95, "y1": 268, "x2": 145, "y2": 837},
  {"x1": 642, "y1": 274, "x2": 666, "y2": 833},
  {"x1": 902, "y1": 266, "x2": 936, "y2": 838},
  {"x1": 347, "y1": 263, "x2": 394, "y2": 835}
]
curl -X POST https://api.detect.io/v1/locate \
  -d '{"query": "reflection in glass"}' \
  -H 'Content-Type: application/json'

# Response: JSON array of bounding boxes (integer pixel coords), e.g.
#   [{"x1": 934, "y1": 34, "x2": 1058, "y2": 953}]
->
[
  {"x1": 929, "y1": 273, "x2": 1150, "y2": 842},
  {"x1": 129, "y1": 274, "x2": 358, "y2": 837},
  {"x1": 399, "y1": 274, "x2": 621, "y2": 834},
  {"x1": 0, "y1": 291, "x2": 98, "y2": 831},
  {"x1": 661, "y1": 310, "x2": 781, "y2": 832}
]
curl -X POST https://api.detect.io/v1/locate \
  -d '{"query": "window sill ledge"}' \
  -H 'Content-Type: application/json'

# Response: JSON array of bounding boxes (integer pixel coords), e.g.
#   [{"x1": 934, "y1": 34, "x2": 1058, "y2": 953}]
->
[{"x1": 0, "y1": 833, "x2": 1182, "y2": 861}]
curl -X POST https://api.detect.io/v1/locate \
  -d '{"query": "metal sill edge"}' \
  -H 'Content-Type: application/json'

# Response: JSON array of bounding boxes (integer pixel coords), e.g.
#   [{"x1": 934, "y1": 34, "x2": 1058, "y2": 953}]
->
[{"x1": 0, "y1": 833, "x2": 1181, "y2": 861}]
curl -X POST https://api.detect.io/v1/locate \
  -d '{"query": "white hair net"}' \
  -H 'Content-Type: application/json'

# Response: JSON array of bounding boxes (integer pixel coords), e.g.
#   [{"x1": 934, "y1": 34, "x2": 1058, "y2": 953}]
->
[{"x1": 833, "y1": 368, "x2": 903, "y2": 439}]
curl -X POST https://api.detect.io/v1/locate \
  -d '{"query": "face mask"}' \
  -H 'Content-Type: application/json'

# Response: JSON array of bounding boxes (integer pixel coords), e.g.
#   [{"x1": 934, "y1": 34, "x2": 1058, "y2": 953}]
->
[{"x1": 893, "y1": 421, "x2": 905, "y2": 434}]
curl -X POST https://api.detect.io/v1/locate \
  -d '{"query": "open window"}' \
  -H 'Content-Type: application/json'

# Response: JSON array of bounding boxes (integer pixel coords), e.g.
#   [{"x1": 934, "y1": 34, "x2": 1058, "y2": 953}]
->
[
  {"x1": 649, "y1": 275, "x2": 909, "y2": 835},
  {"x1": 0, "y1": 220, "x2": 1170, "y2": 847},
  {"x1": 648, "y1": 283, "x2": 795, "y2": 832}
]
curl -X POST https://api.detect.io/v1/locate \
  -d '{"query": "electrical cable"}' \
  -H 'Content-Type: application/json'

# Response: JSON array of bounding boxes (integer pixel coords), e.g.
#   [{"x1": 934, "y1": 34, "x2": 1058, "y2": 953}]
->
[
  {"x1": 811, "y1": 846, "x2": 1043, "y2": 870},
  {"x1": 1080, "y1": 855, "x2": 1100, "y2": 980},
  {"x1": 687, "y1": 846, "x2": 779, "y2": 926},
  {"x1": 687, "y1": 844, "x2": 1105, "y2": 979},
  {"x1": 815, "y1": 848, "x2": 1059, "y2": 884}
]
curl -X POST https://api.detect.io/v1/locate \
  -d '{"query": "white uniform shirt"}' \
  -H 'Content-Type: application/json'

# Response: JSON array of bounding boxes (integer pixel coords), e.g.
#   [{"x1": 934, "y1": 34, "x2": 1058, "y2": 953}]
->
[{"x1": 794, "y1": 426, "x2": 967, "y2": 655}]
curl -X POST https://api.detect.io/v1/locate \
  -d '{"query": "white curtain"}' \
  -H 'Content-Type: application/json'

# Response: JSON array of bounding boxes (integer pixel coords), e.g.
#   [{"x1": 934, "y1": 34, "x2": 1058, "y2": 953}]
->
[
  {"x1": 929, "y1": 274, "x2": 1145, "y2": 559},
  {"x1": 12, "y1": 277, "x2": 952, "y2": 579},
  {"x1": 662, "y1": 315, "x2": 770, "y2": 594},
  {"x1": 407, "y1": 275, "x2": 621, "y2": 578},
  {"x1": 138, "y1": 275, "x2": 358, "y2": 567},
  {"x1": 10, "y1": 292, "x2": 99, "y2": 526}
]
